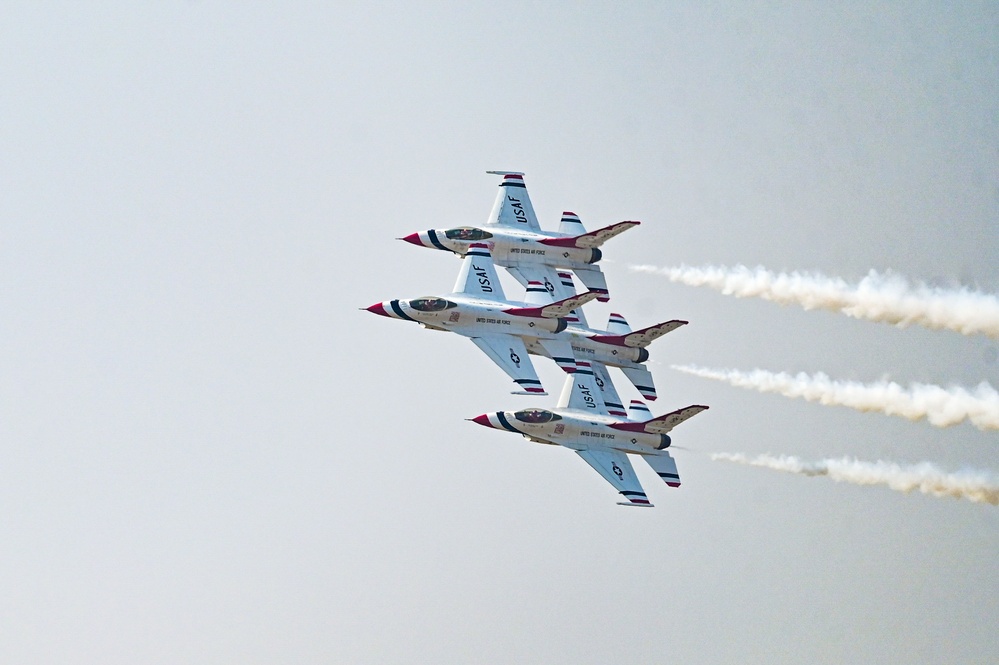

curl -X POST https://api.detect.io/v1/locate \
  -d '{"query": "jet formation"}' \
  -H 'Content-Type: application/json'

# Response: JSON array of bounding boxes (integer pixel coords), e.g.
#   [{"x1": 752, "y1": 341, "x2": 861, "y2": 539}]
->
[{"x1": 366, "y1": 171, "x2": 708, "y2": 506}]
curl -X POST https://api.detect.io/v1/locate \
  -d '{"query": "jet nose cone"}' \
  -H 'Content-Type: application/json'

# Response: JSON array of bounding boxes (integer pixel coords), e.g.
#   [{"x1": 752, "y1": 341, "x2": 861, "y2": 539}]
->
[
  {"x1": 365, "y1": 302, "x2": 390, "y2": 317},
  {"x1": 398, "y1": 232, "x2": 425, "y2": 247},
  {"x1": 469, "y1": 414, "x2": 492, "y2": 428}
]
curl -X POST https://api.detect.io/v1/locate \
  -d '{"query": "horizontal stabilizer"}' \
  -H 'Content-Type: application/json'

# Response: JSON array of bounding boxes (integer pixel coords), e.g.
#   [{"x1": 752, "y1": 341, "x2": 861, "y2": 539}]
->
[
  {"x1": 538, "y1": 221, "x2": 640, "y2": 249},
  {"x1": 644, "y1": 453, "x2": 681, "y2": 487},
  {"x1": 537, "y1": 338, "x2": 577, "y2": 374},
  {"x1": 555, "y1": 271, "x2": 588, "y2": 326},
  {"x1": 573, "y1": 268, "x2": 609, "y2": 302},
  {"x1": 505, "y1": 291, "x2": 599, "y2": 319},
  {"x1": 589, "y1": 320, "x2": 688, "y2": 348},
  {"x1": 610, "y1": 405, "x2": 709, "y2": 435},
  {"x1": 620, "y1": 365, "x2": 657, "y2": 401}
]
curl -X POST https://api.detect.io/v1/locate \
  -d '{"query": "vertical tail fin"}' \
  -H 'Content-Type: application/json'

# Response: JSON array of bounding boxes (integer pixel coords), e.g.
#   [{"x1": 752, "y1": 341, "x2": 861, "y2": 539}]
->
[
  {"x1": 606, "y1": 312, "x2": 632, "y2": 334},
  {"x1": 558, "y1": 211, "x2": 586, "y2": 236},
  {"x1": 452, "y1": 243, "x2": 506, "y2": 300},
  {"x1": 628, "y1": 399, "x2": 652, "y2": 420},
  {"x1": 485, "y1": 171, "x2": 541, "y2": 230}
]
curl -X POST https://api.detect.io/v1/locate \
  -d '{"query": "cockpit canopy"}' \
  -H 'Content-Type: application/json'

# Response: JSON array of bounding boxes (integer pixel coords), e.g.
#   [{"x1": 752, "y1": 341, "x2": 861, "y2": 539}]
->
[
  {"x1": 408, "y1": 297, "x2": 456, "y2": 312},
  {"x1": 513, "y1": 409, "x2": 562, "y2": 424},
  {"x1": 443, "y1": 227, "x2": 493, "y2": 241}
]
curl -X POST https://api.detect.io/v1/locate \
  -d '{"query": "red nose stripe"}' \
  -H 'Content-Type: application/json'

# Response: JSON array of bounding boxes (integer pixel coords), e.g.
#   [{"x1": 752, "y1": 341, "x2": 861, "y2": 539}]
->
[
  {"x1": 470, "y1": 414, "x2": 492, "y2": 427},
  {"x1": 365, "y1": 302, "x2": 390, "y2": 317},
  {"x1": 399, "y1": 232, "x2": 425, "y2": 247}
]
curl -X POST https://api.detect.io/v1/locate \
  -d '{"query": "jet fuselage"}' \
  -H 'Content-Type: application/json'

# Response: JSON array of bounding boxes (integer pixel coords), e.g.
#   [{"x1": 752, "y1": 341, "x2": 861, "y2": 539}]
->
[
  {"x1": 402, "y1": 226, "x2": 603, "y2": 271},
  {"x1": 366, "y1": 294, "x2": 568, "y2": 338},
  {"x1": 367, "y1": 296, "x2": 650, "y2": 369},
  {"x1": 471, "y1": 407, "x2": 670, "y2": 454}
]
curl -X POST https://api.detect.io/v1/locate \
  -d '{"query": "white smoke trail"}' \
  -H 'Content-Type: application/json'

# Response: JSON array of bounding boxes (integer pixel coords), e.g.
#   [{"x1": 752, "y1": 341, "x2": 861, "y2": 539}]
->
[
  {"x1": 673, "y1": 365, "x2": 999, "y2": 431},
  {"x1": 712, "y1": 453, "x2": 999, "y2": 505},
  {"x1": 630, "y1": 264, "x2": 999, "y2": 339}
]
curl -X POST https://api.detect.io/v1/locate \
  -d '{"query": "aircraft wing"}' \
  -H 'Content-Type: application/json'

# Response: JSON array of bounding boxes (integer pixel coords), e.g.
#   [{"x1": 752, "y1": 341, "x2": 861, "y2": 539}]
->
[
  {"x1": 470, "y1": 334, "x2": 546, "y2": 395},
  {"x1": 575, "y1": 449, "x2": 653, "y2": 506},
  {"x1": 453, "y1": 243, "x2": 506, "y2": 301},
  {"x1": 484, "y1": 171, "x2": 542, "y2": 231}
]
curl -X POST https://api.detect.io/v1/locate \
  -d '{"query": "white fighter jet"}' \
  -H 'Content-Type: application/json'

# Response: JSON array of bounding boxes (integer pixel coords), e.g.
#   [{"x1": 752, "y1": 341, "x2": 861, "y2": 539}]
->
[
  {"x1": 470, "y1": 360, "x2": 708, "y2": 506},
  {"x1": 399, "y1": 171, "x2": 638, "y2": 302},
  {"x1": 366, "y1": 242, "x2": 599, "y2": 395},
  {"x1": 366, "y1": 244, "x2": 683, "y2": 397}
]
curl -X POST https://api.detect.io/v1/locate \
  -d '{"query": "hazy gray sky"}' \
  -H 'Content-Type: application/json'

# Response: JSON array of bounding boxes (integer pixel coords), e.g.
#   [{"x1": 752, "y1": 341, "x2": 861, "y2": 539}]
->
[{"x1": 2, "y1": 3, "x2": 997, "y2": 663}]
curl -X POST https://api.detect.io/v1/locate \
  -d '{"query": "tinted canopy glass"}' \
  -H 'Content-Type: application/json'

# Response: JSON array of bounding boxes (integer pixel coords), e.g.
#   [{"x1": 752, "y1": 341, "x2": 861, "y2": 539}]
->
[
  {"x1": 408, "y1": 297, "x2": 455, "y2": 312},
  {"x1": 444, "y1": 227, "x2": 493, "y2": 241},
  {"x1": 513, "y1": 409, "x2": 562, "y2": 424}
]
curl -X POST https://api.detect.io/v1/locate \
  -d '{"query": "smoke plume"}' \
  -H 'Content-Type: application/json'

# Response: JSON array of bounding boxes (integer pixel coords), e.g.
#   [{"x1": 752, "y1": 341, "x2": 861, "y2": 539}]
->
[
  {"x1": 631, "y1": 264, "x2": 999, "y2": 339},
  {"x1": 673, "y1": 365, "x2": 999, "y2": 431},
  {"x1": 712, "y1": 453, "x2": 999, "y2": 505}
]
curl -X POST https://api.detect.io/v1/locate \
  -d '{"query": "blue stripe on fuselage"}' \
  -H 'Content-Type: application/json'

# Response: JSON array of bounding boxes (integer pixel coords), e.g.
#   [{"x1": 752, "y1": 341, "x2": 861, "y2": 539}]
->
[
  {"x1": 389, "y1": 300, "x2": 416, "y2": 322},
  {"x1": 495, "y1": 412, "x2": 521, "y2": 433},
  {"x1": 427, "y1": 229, "x2": 448, "y2": 251}
]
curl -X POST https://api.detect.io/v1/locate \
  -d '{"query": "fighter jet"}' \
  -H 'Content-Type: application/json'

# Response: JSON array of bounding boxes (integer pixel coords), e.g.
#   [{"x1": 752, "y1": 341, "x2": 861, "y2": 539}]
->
[
  {"x1": 365, "y1": 242, "x2": 599, "y2": 395},
  {"x1": 470, "y1": 360, "x2": 708, "y2": 506},
  {"x1": 399, "y1": 171, "x2": 638, "y2": 302}
]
